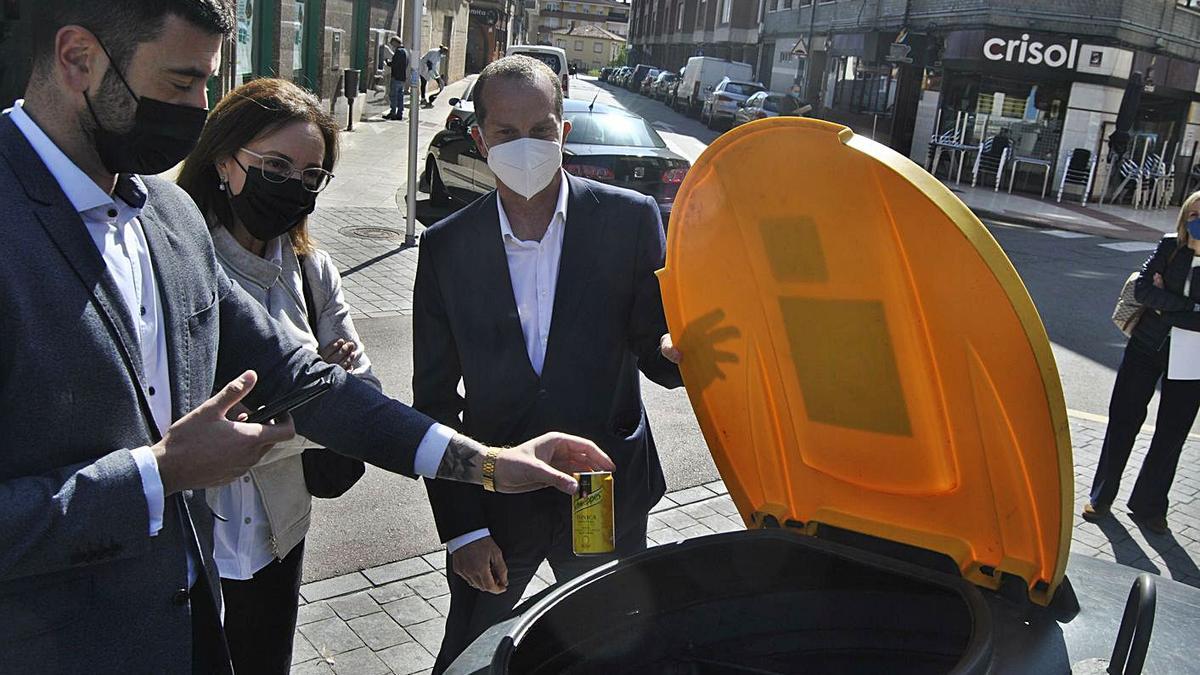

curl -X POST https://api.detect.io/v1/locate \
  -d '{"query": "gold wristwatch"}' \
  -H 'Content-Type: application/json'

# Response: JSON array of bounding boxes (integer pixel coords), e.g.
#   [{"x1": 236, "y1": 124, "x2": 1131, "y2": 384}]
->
[{"x1": 482, "y1": 447, "x2": 500, "y2": 492}]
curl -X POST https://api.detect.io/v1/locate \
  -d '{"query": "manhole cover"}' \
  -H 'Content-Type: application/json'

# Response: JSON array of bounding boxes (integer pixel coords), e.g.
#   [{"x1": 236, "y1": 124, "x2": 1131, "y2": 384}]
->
[{"x1": 340, "y1": 226, "x2": 405, "y2": 241}]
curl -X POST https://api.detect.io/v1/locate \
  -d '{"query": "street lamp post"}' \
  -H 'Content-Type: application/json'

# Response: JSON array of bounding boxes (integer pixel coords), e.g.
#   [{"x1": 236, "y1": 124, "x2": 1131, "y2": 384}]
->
[{"x1": 405, "y1": 0, "x2": 422, "y2": 247}]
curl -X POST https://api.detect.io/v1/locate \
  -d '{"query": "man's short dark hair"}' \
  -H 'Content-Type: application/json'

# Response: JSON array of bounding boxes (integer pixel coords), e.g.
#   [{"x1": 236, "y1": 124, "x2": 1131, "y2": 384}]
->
[
  {"x1": 33, "y1": 0, "x2": 235, "y2": 75},
  {"x1": 473, "y1": 55, "x2": 563, "y2": 127}
]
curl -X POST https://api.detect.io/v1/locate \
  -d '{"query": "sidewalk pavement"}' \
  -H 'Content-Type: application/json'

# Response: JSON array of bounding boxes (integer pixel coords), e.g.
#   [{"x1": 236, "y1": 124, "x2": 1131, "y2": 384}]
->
[
  {"x1": 289, "y1": 414, "x2": 1200, "y2": 674},
  {"x1": 950, "y1": 183, "x2": 1178, "y2": 242},
  {"x1": 307, "y1": 78, "x2": 474, "y2": 319}
]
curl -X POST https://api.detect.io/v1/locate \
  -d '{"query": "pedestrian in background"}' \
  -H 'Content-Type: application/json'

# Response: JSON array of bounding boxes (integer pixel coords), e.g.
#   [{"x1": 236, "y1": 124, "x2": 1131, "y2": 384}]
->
[
  {"x1": 385, "y1": 35, "x2": 409, "y2": 120},
  {"x1": 177, "y1": 77, "x2": 381, "y2": 673},
  {"x1": 412, "y1": 55, "x2": 684, "y2": 672},
  {"x1": 1084, "y1": 191, "x2": 1200, "y2": 535},
  {"x1": 420, "y1": 44, "x2": 449, "y2": 107}
]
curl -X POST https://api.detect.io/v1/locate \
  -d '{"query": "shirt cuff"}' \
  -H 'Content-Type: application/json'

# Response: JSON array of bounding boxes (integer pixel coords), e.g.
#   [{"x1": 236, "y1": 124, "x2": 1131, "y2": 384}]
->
[
  {"x1": 129, "y1": 446, "x2": 165, "y2": 536},
  {"x1": 446, "y1": 528, "x2": 492, "y2": 554},
  {"x1": 413, "y1": 423, "x2": 456, "y2": 478}
]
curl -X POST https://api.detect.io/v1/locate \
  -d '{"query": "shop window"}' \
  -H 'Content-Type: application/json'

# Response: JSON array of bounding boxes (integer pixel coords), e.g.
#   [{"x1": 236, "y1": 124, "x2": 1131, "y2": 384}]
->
[{"x1": 830, "y1": 56, "x2": 897, "y2": 115}]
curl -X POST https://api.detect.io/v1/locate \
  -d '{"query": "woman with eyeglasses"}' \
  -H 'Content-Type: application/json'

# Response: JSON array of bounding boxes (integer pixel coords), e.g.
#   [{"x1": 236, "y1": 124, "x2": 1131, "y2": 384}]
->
[{"x1": 177, "y1": 78, "x2": 380, "y2": 673}]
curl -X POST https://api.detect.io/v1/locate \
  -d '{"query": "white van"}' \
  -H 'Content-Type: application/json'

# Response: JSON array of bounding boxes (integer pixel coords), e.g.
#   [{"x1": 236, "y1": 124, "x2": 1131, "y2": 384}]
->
[
  {"x1": 674, "y1": 56, "x2": 754, "y2": 117},
  {"x1": 506, "y1": 44, "x2": 571, "y2": 98}
]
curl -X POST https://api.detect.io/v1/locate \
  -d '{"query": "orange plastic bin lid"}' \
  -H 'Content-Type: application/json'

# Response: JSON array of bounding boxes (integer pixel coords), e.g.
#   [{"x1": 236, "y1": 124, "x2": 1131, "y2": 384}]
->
[{"x1": 657, "y1": 118, "x2": 1073, "y2": 605}]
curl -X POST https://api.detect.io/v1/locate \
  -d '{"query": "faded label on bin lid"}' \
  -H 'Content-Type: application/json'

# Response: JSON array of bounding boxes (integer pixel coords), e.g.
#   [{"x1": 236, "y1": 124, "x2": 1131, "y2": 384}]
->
[{"x1": 657, "y1": 118, "x2": 1072, "y2": 606}]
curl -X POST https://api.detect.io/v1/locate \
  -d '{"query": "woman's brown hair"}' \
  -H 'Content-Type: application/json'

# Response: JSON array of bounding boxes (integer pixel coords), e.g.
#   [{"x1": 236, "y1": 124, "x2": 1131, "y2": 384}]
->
[{"x1": 177, "y1": 78, "x2": 339, "y2": 256}]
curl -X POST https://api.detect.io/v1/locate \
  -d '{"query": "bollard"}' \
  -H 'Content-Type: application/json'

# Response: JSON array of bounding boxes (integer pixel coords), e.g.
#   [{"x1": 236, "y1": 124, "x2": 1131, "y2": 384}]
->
[{"x1": 343, "y1": 68, "x2": 361, "y2": 131}]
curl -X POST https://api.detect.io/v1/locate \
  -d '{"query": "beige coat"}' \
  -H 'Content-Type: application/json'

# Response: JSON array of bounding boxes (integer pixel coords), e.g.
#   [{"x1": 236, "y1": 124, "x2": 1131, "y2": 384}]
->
[{"x1": 208, "y1": 225, "x2": 382, "y2": 560}]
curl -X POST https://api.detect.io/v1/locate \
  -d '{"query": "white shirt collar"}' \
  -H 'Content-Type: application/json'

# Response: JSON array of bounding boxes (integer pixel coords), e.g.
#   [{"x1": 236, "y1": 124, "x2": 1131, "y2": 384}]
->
[
  {"x1": 6, "y1": 99, "x2": 118, "y2": 215},
  {"x1": 497, "y1": 170, "x2": 570, "y2": 242}
]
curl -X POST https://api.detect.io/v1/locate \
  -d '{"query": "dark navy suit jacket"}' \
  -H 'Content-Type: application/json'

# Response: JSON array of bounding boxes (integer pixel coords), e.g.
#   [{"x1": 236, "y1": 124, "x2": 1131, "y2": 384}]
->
[{"x1": 413, "y1": 174, "x2": 683, "y2": 545}]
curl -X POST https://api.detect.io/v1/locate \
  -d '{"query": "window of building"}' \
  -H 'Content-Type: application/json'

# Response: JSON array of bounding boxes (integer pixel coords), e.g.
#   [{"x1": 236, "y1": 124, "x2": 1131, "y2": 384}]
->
[
  {"x1": 594, "y1": 42, "x2": 604, "y2": 53},
  {"x1": 575, "y1": 40, "x2": 584, "y2": 51},
  {"x1": 1179, "y1": 0, "x2": 1200, "y2": 7},
  {"x1": 783, "y1": 0, "x2": 793, "y2": 7},
  {"x1": 721, "y1": 0, "x2": 732, "y2": 23},
  {"x1": 557, "y1": 39, "x2": 566, "y2": 48},
  {"x1": 678, "y1": 1, "x2": 686, "y2": 30},
  {"x1": 697, "y1": 0, "x2": 707, "y2": 27},
  {"x1": 769, "y1": 0, "x2": 779, "y2": 12}
]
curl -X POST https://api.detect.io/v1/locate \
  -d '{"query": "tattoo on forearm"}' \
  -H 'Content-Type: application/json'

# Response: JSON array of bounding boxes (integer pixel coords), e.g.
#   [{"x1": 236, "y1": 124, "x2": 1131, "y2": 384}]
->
[{"x1": 437, "y1": 436, "x2": 484, "y2": 484}]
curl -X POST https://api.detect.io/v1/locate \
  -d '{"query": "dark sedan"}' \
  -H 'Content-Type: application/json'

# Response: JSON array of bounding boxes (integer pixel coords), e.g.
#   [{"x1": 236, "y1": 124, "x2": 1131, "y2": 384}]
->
[{"x1": 420, "y1": 99, "x2": 690, "y2": 223}]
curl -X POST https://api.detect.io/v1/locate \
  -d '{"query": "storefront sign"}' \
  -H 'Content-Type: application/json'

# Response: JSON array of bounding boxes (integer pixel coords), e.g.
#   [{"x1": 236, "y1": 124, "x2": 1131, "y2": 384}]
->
[{"x1": 983, "y1": 33, "x2": 1079, "y2": 70}]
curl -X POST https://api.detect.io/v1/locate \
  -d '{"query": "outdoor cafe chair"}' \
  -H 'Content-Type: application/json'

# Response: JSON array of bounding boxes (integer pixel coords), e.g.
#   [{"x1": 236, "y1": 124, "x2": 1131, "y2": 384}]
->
[
  {"x1": 971, "y1": 136, "x2": 1011, "y2": 193},
  {"x1": 1056, "y1": 148, "x2": 1096, "y2": 206}
]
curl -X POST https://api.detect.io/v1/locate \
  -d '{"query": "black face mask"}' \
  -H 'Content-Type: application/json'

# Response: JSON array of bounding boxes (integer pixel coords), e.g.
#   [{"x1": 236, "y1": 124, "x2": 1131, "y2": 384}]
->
[
  {"x1": 84, "y1": 40, "x2": 209, "y2": 176},
  {"x1": 228, "y1": 160, "x2": 318, "y2": 242}
]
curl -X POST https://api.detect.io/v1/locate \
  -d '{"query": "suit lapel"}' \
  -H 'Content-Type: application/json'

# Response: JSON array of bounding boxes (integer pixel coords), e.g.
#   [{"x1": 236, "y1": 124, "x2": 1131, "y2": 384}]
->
[
  {"x1": 543, "y1": 175, "x2": 602, "y2": 372},
  {"x1": 0, "y1": 118, "x2": 150, "y2": 397},
  {"x1": 139, "y1": 200, "x2": 194, "y2": 418}
]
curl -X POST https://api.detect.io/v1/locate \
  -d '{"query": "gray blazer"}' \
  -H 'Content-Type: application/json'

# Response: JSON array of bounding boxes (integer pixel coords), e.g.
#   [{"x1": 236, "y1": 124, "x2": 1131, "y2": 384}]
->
[{"x1": 0, "y1": 116, "x2": 436, "y2": 672}]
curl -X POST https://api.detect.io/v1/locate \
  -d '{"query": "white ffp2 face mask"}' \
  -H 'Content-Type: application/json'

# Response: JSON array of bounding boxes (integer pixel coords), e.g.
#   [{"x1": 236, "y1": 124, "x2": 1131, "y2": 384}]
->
[{"x1": 484, "y1": 136, "x2": 563, "y2": 199}]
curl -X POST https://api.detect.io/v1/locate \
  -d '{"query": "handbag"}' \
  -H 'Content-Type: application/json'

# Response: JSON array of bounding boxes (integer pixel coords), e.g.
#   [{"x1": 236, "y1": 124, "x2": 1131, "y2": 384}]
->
[
  {"x1": 298, "y1": 255, "x2": 366, "y2": 499},
  {"x1": 1112, "y1": 271, "x2": 1145, "y2": 338}
]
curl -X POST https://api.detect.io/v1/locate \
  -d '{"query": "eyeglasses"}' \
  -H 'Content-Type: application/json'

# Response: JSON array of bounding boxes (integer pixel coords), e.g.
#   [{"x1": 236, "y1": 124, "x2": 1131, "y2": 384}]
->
[{"x1": 237, "y1": 148, "x2": 335, "y2": 193}]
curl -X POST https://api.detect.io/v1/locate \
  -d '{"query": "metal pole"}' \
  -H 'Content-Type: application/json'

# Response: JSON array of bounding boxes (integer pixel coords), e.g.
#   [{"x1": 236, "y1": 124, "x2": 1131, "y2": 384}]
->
[{"x1": 405, "y1": 0, "x2": 422, "y2": 247}]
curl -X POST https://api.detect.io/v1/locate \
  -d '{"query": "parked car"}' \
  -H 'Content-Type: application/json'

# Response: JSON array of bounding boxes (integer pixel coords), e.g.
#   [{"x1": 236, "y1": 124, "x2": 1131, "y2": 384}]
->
[
  {"x1": 420, "y1": 99, "x2": 690, "y2": 223},
  {"x1": 639, "y1": 68, "x2": 662, "y2": 96},
  {"x1": 599, "y1": 67, "x2": 613, "y2": 82},
  {"x1": 443, "y1": 79, "x2": 477, "y2": 131},
  {"x1": 652, "y1": 72, "x2": 679, "y2": 101},
  {"x1": 507, "y1": 44, "x2": 570, "y2": 98},
  {"x1": 701, "y1": 78, "x2": 764, "y2": 130},
  {"x1": 675, "y1": 56, "x2": 754, "y2": 117},
  {"x1": 731, "y1": 91, "x2": 813, "y2": 127},
  {"x1": 628, "y1": 64, "x2": 657, "y2": 91}
]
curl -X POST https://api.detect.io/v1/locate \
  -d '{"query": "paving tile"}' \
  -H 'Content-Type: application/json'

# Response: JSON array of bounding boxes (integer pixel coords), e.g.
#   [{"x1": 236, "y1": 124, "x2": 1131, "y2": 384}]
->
[
  {"x1": 679, "y1": 523, "x2": 715, "y2": 540},
  {"x1": 648, "y1": 528, "x2": 685, "y2": 546},
  {"x1": 709, "y1": 496, "x2": 740, "y2": 516},
  {"x1": 291, "y1": 631, "x2": 319, "y2": 665},
  {"x1": 291, "y1": 659, "x2": 335, "y2": 675},
  {"x1": 680, "y1": 501, "x2": 718, "y2": 520},
  {"x1": 328, "y1": 590, "x2": 383, "y2": 621},
  {"x1": 422, "y1": 552, "x2": 448, "y2": 571},
  {"x1": 428, "y1": 593, "x2": 452, "y2": 617},
  {"x1": 383, "y1": 595, "x2": 440, "y2": 626},
  {"x1": 699, "y1": 513, "x2": 743, "y2": 534},
  {"x1": 348, "y1": 611, "x2": 412, "y2": 651},
  {"x1": 377, "y1": 641, "x2": 436, "y2": 675},
  {"x1": 302, "y1": 572, "x2": 372, "y2": 603},
  {"x1": 329, "y1": 647, "x2": 390, "y2": 675},
  {"x1": 670, "y1": 485, "x2": 714, "y2": 505},
  {"x1": 704, "y1": 480, "x2": 728, "y2": 495},
  {"x1": 299, "y1": 617, "x2": 365, "y2": 656},
  {"x1": 298, "y1": 601, "x2": 336, "y2": 627},
  {"x1": 369, "y1": 580, "x2": 415, "y2": 605},
  {"x1": 656, "y1": 509, "x2": 700, "y2": 531},
  {"x1": 407, "y1": 617, "x2": 448, "y2": 655},
  {"x1": 649, "y1": 495, "x2": 677, "y2": 513},
  {"x1": 407, "y1": 571, "x2": 450, "y2": 600}
]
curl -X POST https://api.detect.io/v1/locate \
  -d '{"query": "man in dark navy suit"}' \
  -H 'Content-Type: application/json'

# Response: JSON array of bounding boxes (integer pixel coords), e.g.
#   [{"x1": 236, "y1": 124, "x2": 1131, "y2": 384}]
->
[{"x1": 413, "y1": 56, "x2": 684, "y2": 672}]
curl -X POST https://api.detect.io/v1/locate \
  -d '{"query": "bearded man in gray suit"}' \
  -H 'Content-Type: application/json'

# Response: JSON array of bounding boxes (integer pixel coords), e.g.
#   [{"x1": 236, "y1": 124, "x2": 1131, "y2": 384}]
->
[{"x1": 0, "y1": 2, "x2": 612, "y2": 672}]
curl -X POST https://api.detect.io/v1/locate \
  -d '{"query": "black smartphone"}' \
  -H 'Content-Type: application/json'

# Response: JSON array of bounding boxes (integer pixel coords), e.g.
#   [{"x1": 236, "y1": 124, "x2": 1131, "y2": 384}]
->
[{"x1": 245, "y1": 374, "x2": 334, "y2": 424}]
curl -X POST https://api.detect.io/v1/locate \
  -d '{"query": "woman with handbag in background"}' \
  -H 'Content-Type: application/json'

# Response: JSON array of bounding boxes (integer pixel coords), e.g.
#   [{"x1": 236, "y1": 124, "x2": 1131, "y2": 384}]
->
[
  {"x1": 177, "y1": 78, "x2": 380, "y2": 673},
  {"x1": 1085, "y1": 190, "x2": 1200, "y2": 535}
]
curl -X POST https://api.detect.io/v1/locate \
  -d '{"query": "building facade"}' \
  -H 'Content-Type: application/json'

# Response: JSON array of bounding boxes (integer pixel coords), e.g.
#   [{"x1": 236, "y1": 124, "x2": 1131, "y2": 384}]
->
[
  {"x1": 552, "y1": 23, "x2": 625, "y2": 70},
  {"x1": 531, "y1": 0, "x2": 630, "y2": 44},
  {"x1": 628, "y1": 0, "x2": 760, "y2": 74},
  {"x1": 759, "y1": 0, "x2": 1200, "y2": 198},
  {"x1": 0, "y1": 0, "x2": 469, "y2": 112}
]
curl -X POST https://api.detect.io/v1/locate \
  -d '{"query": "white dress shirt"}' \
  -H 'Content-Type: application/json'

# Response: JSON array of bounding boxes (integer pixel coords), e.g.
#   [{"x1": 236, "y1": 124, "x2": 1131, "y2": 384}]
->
[
  {"x1": 211, "y1": 238, "x2": 283, "y2": 580},
  {"x1": 447, "y1": 172, "x2": 570, "y2": 554},
  {"x1": 7, "y1": 100, "x2": 187, "y2": 581}
]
